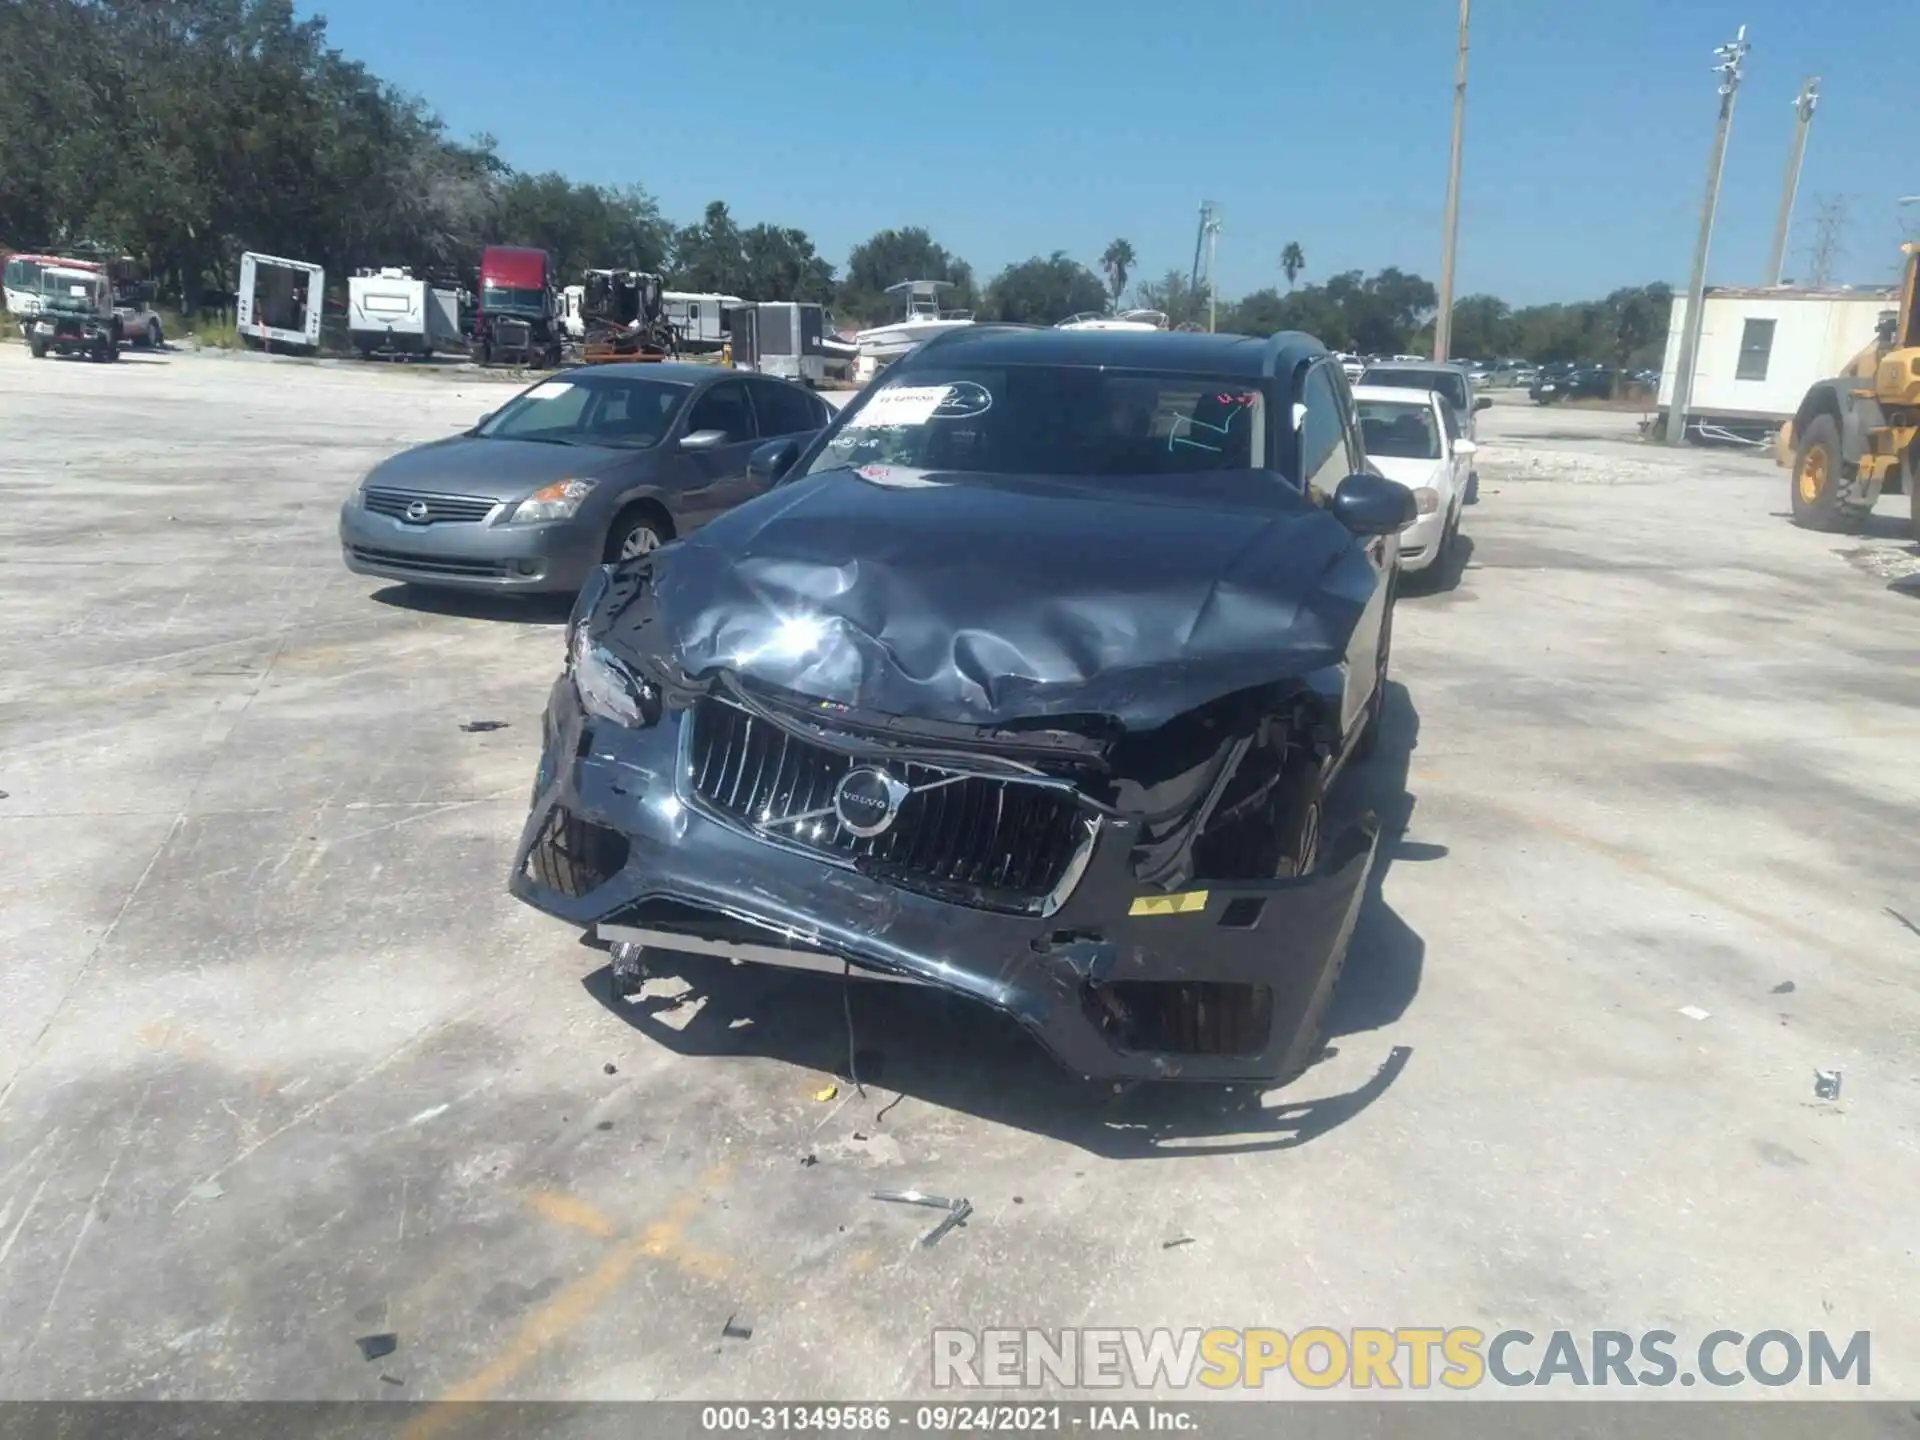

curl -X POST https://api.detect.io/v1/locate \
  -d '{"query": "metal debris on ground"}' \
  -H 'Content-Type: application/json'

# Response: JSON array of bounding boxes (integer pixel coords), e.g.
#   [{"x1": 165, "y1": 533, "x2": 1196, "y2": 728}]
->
[
  {"x1": 460, "y1": 719, "x2": 510, "y2": 733},
  {"x1": 872, "y1": 1189, "x2": 973, "y2": 1248},
  {"x1": 380, "y1": 1374, "x2": 405, "y2": 1387},
  {"x1": 1163, "y1": 1235, "x2": 1196, "y2": 1249},
  {"x1": 186, "y1": 1180, "x2": 225, "y2": 1203},
  {"x1": 1814, "y1": 1070, "x2": 1843, "y2": 1101},
  {"x1": 1677, "y1": 1005, "x2": 1711, "y2": 1021},
  {"x1": 722, "y1": 1314, "x2": 753, "y2": 1341},
  {"x1": 813, "y1": 1083, "x2": 839, "y2": 1102},
  {"x1": 1772, "y1": 981, "x2": 1796, "y2": 994},
  {"x1": 356, "y1": 1333, "x2": 399, "y2": 1362},
  {"x1": 800, "y1": 1153, "x2": 818, "y2": 1168}
]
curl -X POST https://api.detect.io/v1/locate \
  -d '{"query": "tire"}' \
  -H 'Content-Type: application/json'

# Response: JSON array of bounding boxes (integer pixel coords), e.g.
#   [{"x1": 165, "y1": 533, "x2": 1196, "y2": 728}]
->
[
  {"x1": 145, "y1": 318, "x2": 163, "y2": 349},
  {"x1": 28, "y1": 336, "x2": 46, "y2": 360},
  {"x1": 1270, "y1": 767, "x2": 1326, "y2": 879},
  {"x1": 1789, "y1": 413, "x2": 1873, "y2": 532},
  {"x1": 1464, "y1": 471, "x2": 1479, "y2": 505},
  {"x1": 1353, "y1": 580, "x2": 1394, "y2": 762},
  {"x1": 103, "y1": 338, "x2": 120, "y2": 363},
  {"x1": 528, "y1": 808, "x2": 600, "y2": 895},
  {"x1": 604, "y1": 507, "x2": 669, "y2": 564}
]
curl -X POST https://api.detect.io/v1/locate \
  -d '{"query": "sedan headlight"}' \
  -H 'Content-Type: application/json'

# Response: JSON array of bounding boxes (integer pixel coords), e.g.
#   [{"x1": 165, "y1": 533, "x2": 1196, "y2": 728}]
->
[
  {"x1": 570, "y1": 625, "x2": 660, "y2": 728},
  {"x1": 510, "y1": 478, "x2": 596, "y2": 524},
  {"x1": 1411, "y1": 487, "x2": 1440, "y2": 515}
]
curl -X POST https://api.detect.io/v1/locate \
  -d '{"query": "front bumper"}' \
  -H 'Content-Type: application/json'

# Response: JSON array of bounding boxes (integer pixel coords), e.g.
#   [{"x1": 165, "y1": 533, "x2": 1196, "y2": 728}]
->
[
  {"x1": 339, "y1": 501, "x2": 601, "y2": 593},
  {"x1": 509, "y1": 679, "x2": 1380, "y2": 1084},
  {"x1": 1396, "y1": 509, "x2": 1446, "y2": 572}
]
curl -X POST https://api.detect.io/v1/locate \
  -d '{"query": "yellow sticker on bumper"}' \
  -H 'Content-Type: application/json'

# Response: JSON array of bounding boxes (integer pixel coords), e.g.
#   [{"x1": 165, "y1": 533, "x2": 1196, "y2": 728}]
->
[{"x1": 1129, "y1": 890, "x2": 1210, "y2": 917}]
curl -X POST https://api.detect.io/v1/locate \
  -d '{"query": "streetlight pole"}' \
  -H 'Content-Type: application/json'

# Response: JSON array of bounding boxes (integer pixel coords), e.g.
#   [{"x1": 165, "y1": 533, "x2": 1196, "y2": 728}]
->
[
  {"x1": 1666, "y1": 25, "x2": 1750, "y2": 448},
  {"x1": 1433, "y1": 0, "x2": 1471, "y2": 362},
  {"x1": 1765, "y1": 77, "x2": 1820, "y2": 285}
]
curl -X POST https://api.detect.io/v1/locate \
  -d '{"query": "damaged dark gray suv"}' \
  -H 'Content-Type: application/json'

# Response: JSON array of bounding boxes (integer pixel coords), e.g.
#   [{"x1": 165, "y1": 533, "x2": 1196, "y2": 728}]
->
[{"x1": 510, "y1": 325, "x2": 1416, "y2": 1084}]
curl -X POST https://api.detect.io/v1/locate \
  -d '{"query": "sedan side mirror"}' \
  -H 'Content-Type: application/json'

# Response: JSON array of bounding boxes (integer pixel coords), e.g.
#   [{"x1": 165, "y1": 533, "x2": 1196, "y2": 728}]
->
[
  {"x1": 471, "y1": 410, "x2": 496, "y2": 432},
  {"x1": 1332, "y1": 473, "x2": 1418, "y2": 536},
  {"x1": 680, "y1": 429, "x2": 728, "y2": 451},
  {"x1": 1452, "y1": 438, "x2": 1478, "y2": 458},
  {"x1": 749, "y1": 437, "x2": 801, "y2": 484},
  {"x1": 1474, "y1": 395, "x2": 1493, "y2": 412}
]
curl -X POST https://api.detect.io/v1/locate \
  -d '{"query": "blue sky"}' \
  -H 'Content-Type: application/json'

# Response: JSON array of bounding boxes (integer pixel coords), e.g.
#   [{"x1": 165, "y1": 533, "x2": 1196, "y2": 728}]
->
[{"x1": 301, "y1": 0, "x2": 1911, "y2": 306}]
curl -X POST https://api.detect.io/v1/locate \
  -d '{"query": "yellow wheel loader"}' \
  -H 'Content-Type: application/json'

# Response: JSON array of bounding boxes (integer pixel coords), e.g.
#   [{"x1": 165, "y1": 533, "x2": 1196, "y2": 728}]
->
[{"x1": 1780, "y1": 242, "x2": 1920, "y2": 539}]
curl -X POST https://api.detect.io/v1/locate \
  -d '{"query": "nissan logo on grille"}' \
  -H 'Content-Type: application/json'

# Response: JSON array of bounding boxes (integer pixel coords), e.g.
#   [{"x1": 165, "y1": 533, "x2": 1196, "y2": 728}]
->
[
  {"x1": 404, "y1": 500, "x2": 431, "y2": 522},
  {"x1": 833, "y1": 767, "x2": 909, "y2": 838}
]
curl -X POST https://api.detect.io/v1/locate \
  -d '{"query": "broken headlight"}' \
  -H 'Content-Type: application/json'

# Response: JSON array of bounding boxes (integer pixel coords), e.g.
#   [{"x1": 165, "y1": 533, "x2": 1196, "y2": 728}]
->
[{"x1": 570, "y1": 626, "x2": 660, "y2": 728}]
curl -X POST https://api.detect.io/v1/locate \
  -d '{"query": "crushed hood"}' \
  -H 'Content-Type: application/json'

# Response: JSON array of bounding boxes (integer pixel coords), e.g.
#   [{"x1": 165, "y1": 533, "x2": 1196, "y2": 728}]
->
[{"x1": 595, "y1": 466, "x2": 1375, "y2": 732}]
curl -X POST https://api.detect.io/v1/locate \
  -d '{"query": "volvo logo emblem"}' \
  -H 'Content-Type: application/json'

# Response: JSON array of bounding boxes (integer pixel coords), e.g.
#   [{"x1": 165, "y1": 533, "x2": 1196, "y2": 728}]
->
[
  {"x1": 404, "y1": 500, "x2": 431, "y2": 522},
  {"x1": 833, "y1": 766, "x2": 909, "y2": 838}
]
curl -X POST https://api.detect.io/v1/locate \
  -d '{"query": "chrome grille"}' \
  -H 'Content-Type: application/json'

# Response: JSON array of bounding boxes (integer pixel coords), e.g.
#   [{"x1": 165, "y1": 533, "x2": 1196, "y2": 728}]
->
[
  {"x1": 346, "y1": 544, "x2": 512, "y2": 579},
  {"x1": 363, "y1": 488, "x2": 497, "y2": 525},
  {"x1": 685, "y1": 699, "x2": 1090, "y2": 912},
  {"x1": 494, "y1": 318, "x2": 531, "y2": 349}
]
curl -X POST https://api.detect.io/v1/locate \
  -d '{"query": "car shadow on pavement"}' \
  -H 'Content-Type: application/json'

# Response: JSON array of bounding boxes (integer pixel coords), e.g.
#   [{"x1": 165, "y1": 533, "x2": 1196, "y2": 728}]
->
[
  {"x1": 581, "y1": 684, "x2": 1425, "y2": 1158},
  {"x1": 1400, "y1": 533, "x2": 1474, "y2": 598},
  {"x1": 368, "y1": 583, "x2": 573, "y2": 625}
]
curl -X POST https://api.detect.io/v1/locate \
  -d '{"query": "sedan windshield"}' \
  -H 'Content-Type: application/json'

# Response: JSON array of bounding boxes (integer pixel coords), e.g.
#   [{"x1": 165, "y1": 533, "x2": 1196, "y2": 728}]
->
[
  {"x1": 802, "y1": 366, "x2": 1267, "y2": 481},
  {"x1": 1360, "y1": 367, "x2": 1469, "y2": 413},
  {"x1": 477, "y1": 374, "x2": 689, "y2": 449},
  {"x1": 1356, "y1": 399, "x2": 1442, "y2": 460}
]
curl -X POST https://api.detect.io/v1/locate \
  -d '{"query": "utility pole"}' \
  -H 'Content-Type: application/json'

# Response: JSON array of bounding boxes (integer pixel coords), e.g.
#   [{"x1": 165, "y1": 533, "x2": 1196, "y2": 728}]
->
[
  {"x1": 1208, "y1": 214, "x2": 1220, "y2": 333},
  {"x1": 1190, "y1": 201, "x2": 1221, "y2": 332},
  {"x1": 1766, "y1": 77, "x2": 1820, "y2": 284},
  {"x1": 1433, "y1": 0, "x2": 1471, "y2": 362},
  {"x1": 1666, "y1": 25, "x2": 1750, "y2": 447}
]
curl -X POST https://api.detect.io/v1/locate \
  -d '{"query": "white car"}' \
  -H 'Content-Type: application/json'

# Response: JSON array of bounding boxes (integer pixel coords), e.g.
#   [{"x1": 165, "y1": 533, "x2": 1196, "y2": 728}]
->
[{"x1": 1351, "y1": 383, "x2": 1475, "y2": 577}]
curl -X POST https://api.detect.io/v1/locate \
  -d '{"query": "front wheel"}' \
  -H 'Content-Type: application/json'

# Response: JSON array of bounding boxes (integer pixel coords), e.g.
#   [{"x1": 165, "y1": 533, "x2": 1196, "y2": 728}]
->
[
  {"x1": 28, "y1": 336, "x2": 47, "y2": 359},
  {"x1": 605, "y1": 510, "x2": 666, "y2": 563},
  {"x1": 145, "y1": 318, "x2": 163, "y2": 348},
  {"x1": 1789, "y1": 413, "x2": 1872, "y2": 532}
]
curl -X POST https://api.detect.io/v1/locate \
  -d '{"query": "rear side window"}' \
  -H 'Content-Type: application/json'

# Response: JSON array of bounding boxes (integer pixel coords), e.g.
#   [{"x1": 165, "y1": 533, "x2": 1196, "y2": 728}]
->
[{"x1": 751, "y1": 379, "x2": 824, "y2": 437}]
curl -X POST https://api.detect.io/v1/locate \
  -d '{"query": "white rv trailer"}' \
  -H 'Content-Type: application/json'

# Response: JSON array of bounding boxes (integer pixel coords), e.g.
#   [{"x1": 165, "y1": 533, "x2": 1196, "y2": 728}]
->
[
  {"x1": 348, "y1": 267, "x2": 460, "y2": 357},
  {"x1": 663, "y1": 291, "x2": 743, "y2": 352},
  {"x1": 237, "y1": 251, "x2": 325, "y2": 350},
  {"x1": 1658, "y1": 285, "x2": 1897, "y2": 440}
]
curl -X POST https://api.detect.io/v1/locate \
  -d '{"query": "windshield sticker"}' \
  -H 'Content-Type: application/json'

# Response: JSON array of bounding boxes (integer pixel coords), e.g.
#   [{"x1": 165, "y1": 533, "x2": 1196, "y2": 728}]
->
[
  {"x1": 845, "y1": 385, "x2": 953, "y2": 429},
  {"x1": 853, "y1": 463, "x2": 946, "y2": 489},
  {"x1": 932, "y1": 381, "x2": 993, "y2": 419},
  {"x1": 523, "y1": 380, "x2": 575, "y2": 401}
]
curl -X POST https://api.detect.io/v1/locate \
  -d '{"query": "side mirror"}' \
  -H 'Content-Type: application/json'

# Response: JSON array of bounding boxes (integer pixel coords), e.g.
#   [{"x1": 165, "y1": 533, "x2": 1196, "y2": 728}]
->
[
  {"x1": 748, "y1": 437, "x2": 801, "y2": 484},
  {"x1": 1474, "y1": 395, "x2": 1493, "y2": 412},
  {"x1": 1331, "y1": 473, "x2": 1418, "y2": 537},
  {"x1": 679, "y1": 429, "x2": 728, "y2": 451},
  {"x1": 1452, "y1": 438, "x2": 1478, "y2": 458},
  {"x1": 472, "y1": 411, "x2": 496, "y2": 432}
]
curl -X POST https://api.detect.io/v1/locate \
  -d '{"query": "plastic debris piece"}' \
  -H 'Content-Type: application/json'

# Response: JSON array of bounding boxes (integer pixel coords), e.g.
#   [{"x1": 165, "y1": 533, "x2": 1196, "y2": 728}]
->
[
  {"x1": 460, "y1": 720, "x2": 509, "y2": 733},
  {"x1": 595, "y1": 1120, "x2": 614, "y2": 1131},
  {"x1": 722, "y1": 1314, "x2": 753, "y2": 1340},
  {"x1": 187, "y1": 1180, "x2": 225, "y2": 1203},
  {"x1": 1677, "y1": 1005, "x2": 1711, "y2": 1021},
  {"x1": 813, "y1": 1084, "x2": 839, "y2": 1102},
  {"x1": 852, "y1": 1131, "x2": 869, "y2": 1141},
  {"x1": 1814, "y1": 1069, "x2": 1842, "y2": 1101},
  {"x1": 1163, "y1": 1235, "x2": 1196, "y2": 1249},
  {"x1": 1771, "y1": 980, "x2": 1796, "y2": 994},
  {"x1": 603, "y1": 1062, "x2": 618, "y2": 1075},
  {"x1": 380, "y1": 1374, "x2": 405, "y2": 1387},
  {"x1": 800, "y1": 1153, "x2": 818, "y2": 1168},
  {"x1": 357, "y1": 1334, "x2": 399, "y2": 1362}
]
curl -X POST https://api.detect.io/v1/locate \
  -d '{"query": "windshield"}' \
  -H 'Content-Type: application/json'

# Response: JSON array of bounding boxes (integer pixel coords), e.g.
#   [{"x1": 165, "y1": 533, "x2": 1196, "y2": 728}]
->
[
  {"x1": 1360, "y1": 367, "x2": 1469, "y2": 412},
  {"x1": 476, "y1": 374, "x2": 689, "y2": 448},
  {"x1": 482, "y1": 282, "x2": 545, "y2": 316},
  {"x1": 1356, "y1": 399, "x2": 1442, "y2": 460},
  {"x1": 802, "y1": 366, "x2": 1267, "y2": 482},
  {"x1": 41, "y1": 272, "x2": 105, "y2": 311}
]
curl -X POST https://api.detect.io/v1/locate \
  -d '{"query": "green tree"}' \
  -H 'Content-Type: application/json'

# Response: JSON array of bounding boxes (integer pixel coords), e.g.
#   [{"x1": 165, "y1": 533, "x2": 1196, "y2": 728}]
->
[
  {"x1": 1446, "y1": 294, "x2": 1512, "y2": 359},
  {"x1": 1281, "y1": 241, "x2": 1306, "y2": 290},
  {"x1": 838, "y1": 226, "x2": 974, "y2": 323},
  {"x1": 739, "y1": 224, "x2": 836, "y2": 303},
  {"x1": 982, "y1": 252, "x2": 1107, "y2": 324},
  {"x1": 1100, "y1": 237, "x2": 1136, "y2": 309},
  {"x1": 669, "y1": 201, "x2": 747, "y2": 294},
  {"x1": 1134, "y1": 268, "x2": 1211, "y2": 329}
]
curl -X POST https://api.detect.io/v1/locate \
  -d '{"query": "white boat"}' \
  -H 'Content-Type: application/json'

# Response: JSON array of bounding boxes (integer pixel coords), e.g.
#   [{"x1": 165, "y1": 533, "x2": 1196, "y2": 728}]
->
[
  {"x1": 1055, "y1": 309, "x2": 1170, "y2": 332},
  {"x1": 852, "y1": 280, "x2": 974, "y2": 364}
]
